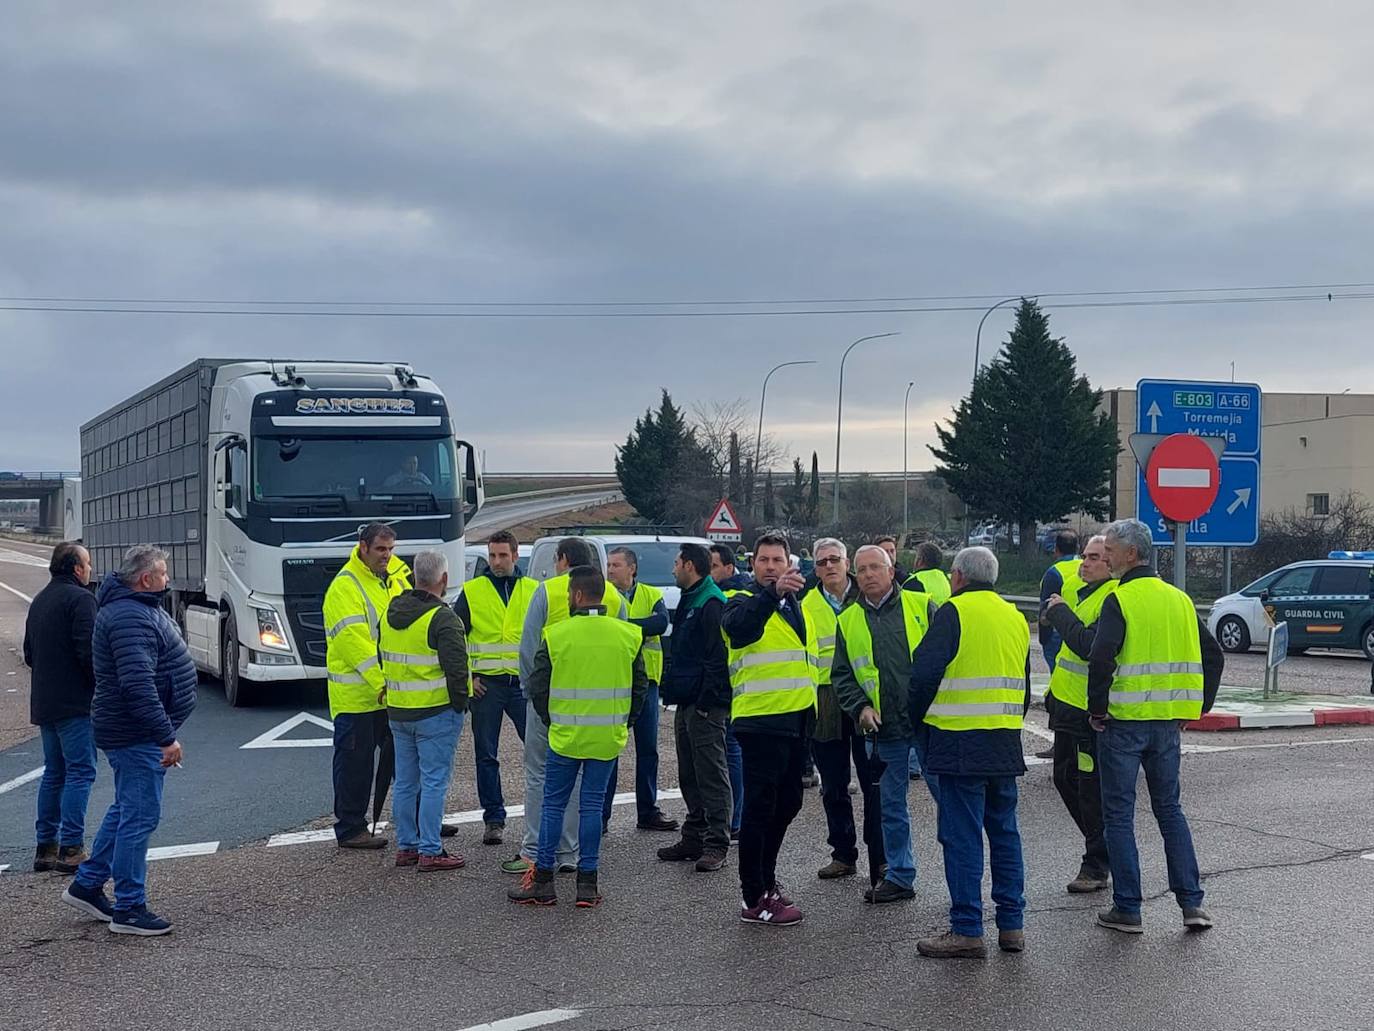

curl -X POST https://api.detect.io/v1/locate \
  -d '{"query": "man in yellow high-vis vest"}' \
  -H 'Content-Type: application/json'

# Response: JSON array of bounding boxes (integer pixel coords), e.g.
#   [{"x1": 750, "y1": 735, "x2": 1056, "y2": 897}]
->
[
  {"x1": 1043, "y1": 534, "x2": 1115, "y2": 894},
  {"x1": 323, "y1": 523, "x2": 411, "y2": 850},
  {"x1": 508, "y1": 565, "x2": 648, "y2": 908},
  {"x1": 1086, "y1": 519, "x2": 1224, "y2": 936},
  {"x1": 380, "y1": 550, "x2": 468, "y2": 872},
  {"x1": 603, "y1": 546, "x2": 677, "y2": 833},
  {"x1": 722, "y1": 530, "x2": 817, "y2": 927},
  {"x1": 903, "y1": 541, "x2": 952, "y2": 607},
  {"x1": 453, "y1": 529, "x2": 536, "y2": 847},
  {"x1": 910, "y1": 546, "x2": 1030, "y2": 959}
]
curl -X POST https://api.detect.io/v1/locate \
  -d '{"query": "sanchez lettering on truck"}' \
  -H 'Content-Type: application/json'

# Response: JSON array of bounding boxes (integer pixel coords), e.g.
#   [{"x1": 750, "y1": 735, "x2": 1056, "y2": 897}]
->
[{"x1": 295, "y1": 397, "x2": 417, "y2": 414}]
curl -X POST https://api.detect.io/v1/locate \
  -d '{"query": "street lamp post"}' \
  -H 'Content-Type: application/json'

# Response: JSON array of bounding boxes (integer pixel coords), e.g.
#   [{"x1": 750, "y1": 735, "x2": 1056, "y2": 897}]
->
[
  {"x1": 833, "y1": 332, "x2": 900, "y2": 525},
  {"x1": 902, "y1": 380, "x2": 915, "y2": 539},
  {"x1": 754, "y1": 360, "x2": 817, "y2": 512},
  {"x1": 963, "y1": 297, "x2": 1024, "y2": 543}
]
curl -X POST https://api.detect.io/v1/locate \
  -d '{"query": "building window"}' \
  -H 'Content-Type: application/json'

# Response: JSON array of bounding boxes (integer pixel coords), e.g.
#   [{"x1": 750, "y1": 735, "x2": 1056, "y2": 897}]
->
[{"x1": 1307, "y1": 493, "x2": 1330, "y2": 516}]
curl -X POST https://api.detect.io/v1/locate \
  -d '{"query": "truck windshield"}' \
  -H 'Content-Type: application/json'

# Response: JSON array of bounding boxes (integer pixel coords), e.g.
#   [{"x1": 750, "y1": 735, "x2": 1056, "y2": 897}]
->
[{"x1": 252, "y1": 436, "x2": 458, "y2": 501}]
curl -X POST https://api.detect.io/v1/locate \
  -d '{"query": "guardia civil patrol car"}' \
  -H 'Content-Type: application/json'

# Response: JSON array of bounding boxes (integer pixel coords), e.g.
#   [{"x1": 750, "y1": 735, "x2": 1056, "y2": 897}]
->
[{"x1": 1207, "y1": 552, "x2": 1374, "y2": 659}]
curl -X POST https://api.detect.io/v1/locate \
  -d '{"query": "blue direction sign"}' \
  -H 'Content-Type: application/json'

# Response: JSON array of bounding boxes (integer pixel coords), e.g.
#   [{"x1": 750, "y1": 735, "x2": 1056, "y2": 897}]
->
[{"x1": 1135, "y1": 379, "x2": 1262, "y2": 546}]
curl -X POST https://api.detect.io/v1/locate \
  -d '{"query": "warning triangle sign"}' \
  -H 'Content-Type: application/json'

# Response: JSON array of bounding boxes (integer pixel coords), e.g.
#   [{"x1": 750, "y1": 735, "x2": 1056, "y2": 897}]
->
[{"x1": 705, "y1": 498, "x2": 742, "y2": 539}]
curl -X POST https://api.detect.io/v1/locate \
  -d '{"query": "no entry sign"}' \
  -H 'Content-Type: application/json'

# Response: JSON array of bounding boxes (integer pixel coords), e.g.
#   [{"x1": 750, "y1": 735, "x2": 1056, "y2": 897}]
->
[{"x1": 1145, "y1": 433, "x2": 1221, "y2": 523}]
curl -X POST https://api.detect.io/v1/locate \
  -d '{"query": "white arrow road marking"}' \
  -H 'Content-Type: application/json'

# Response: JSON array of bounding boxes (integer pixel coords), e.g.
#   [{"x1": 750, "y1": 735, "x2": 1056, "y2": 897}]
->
[
  {"x1": 240, "y1": 711, "x2": 336, "y2": 749},
  {"x1": 0, "y1": 580, "x2": 34, "y2": 604},
  {"x1": 458, "y1": 1010, "x2": 581, "y2": 1031},
  {"x1": 1146, "y1": 400, "x2": 1163, "y2": 432},
  {"x1": 148, "y1": 841, "x2": 220, "y2": 861},
  {"x1": 1157, "y1": 467, "x2": 1212, "y2": 488},
  {"x1": 1227, "y1": 487, "x2": 1253, "y2": 515}
]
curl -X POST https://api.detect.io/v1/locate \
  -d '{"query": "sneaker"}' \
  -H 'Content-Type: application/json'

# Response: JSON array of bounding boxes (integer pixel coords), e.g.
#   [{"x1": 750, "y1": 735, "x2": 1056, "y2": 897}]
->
[
  {"x1": 440, "y1": 822, "x2": 460, "y2": 838},
  {"x1": 575, "y1": 871, "x2": 602, "y2": 908},
  {"x1": 33, "y1": 843, "x2": 58, "y2": 873},
  {"x1": 864, "y1": 879, "x2": 916, "y2": 904},
  {"x1": 998, "y1": 929, "x2": 1025, "y2": 953},
  {"x1": 500, "y1": 855, "x2": 533, "y2": 875},
  {"x1": 695, "y1": 850, "x2": 727, "y2": 873},
  {"x1": 110, "y1": 906, "x2": 172, "y2": 937},
  {"x1": 1096, "y1": 908, "x2": 1144, "y2": 934},
  {"x1": 1067, "y1": 869, "x2": 1110, "y2": 894},
  {"x1": 481, "y1": 822, "x2": 504, "y2": 846},
  {"x1": 817, "y1": 859, "x2": 857, "y2": 880},
  {"x1": 394, "y1": 849, "x2": 419, "y2": 868},
  {"x1": 418, "y1": 850, "x2": 465, "y2": 873},
  {"x1": 61, "y1": 881, "x2": 114, "y2": 923},
  {"x1": 740, "y1": 897, "x2": 804, "y2": 926},
  {"x1": 636, "y1": 810, "x2": 680, "y2": 832},
  {"x1": 916, "y1": 930, "x2": 987, "y2": 959},
  {"x1": 1183, "y1": 907, "x2": 1214, "y2": 931},
  {"x1": 800, "y1": 772, "x2": 819, "y2": 789},
  {"x1": 338, "y1": 831, "x2": 387, "y2": 850},
  {"x1": 556, "y1": 863, "x2": 578, "y2": 874},
  {"x1": 54, "y1": 845, "x2": 88, "y2": 875},
  {"x1": 657, "y1": 839, "x2": 703, "y2": 862},
  {"x1": 765, "y1": 882, "x2": 794, "y2": 907},
  {"x1": 507, "y1": 866, "x2": 556, "y2": 905}
]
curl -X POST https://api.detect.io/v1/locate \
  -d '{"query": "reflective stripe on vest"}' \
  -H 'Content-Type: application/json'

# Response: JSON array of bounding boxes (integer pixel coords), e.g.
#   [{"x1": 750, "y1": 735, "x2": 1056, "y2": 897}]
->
[
  {"x1": 462, "y1": 575, "x2": 537, "y2": 676},
  {"x1": 626, "y1": 581, "x2": 666, "y2": 684},
  {"x1": 924, "y1": 591, "x2": 1029, "y2": 731},
  {"x1": 1108, "y1": 577, "x2": 1205, "y2": 721},
  {"x1": 727, "y1": 605, "x2": 818, "y2": 720},
  {"x1": 544, "y1": 573, "x2": 623, "y2": 627},
  {"x1": 800, "y1": 588, "x2": 842, "y2": 686},
  {"x1": 836, "y1": 591, "x2": 930, "y2": 715},
  {"x1": 905, "y1": 568, "x2": 951, "y2": 607},
  {"x1": 544, "y1": 614, "x2": 641, "y2": 760},
  {"x1": 379, "y1": 606, "x2": 452, "y2": 709},
  {"x1": 1047, "y1": 578, "x2": 1118, "y2": 711}
]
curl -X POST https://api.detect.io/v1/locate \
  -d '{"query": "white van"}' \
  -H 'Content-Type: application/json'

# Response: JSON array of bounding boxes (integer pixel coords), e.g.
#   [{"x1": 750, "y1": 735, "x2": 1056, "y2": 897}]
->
[{"x1": 526, "y1": 534, "x2": 714, "y2": 614}]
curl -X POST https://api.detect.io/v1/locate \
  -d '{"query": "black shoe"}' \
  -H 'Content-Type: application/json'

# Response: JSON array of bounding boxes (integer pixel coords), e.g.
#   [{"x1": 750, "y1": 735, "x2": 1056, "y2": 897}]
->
[
  {"x1": 864, "y1": 879, "x2": 916, "y2": 904},
  {"x1": 110, "y1": 906, "x2": 172, "y2": 936},
  {"x1": 482, "y1": 822, "x2": 504, "y2": 846},
  {"x1": 657, "y1": 839, "x2": 703, "y2": 862},
  {"x1": 440, "y1": 823, "x2": 460, "y2": 839},
  {"x1": 575, "y1": 871, "x2": 602, "y2": 908},
  {"x1": 1096, "y1": 907, "x2": 1144, "y2": 934},
  {"x1": 637, "y1": 810, "x2": 680, "y2": 832},
  {"x1": 1183, "y1": 907, "x2": 1214, "y2": 931},
  {"x1": 1067, "y1": 867, "x2": 1110, "y2": 894},
  {"x1": 61, "y1": 882, "x2": 114, "y2": 922},
  {"x1": 34, "y1": 842, "x2": 58, "y2": 873}
]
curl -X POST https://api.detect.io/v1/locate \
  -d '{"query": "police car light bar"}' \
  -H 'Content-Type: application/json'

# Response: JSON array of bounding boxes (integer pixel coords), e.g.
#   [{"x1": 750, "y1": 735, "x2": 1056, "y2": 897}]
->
[{"x1": 1327, "y1": 551, "x2": 1374, "y2": 560}]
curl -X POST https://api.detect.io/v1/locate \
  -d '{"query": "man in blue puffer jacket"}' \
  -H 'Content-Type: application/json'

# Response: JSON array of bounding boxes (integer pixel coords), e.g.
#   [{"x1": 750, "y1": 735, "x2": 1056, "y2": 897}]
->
[{"x1": 61, "y1": 545, "x2": 197, "y2": 937}]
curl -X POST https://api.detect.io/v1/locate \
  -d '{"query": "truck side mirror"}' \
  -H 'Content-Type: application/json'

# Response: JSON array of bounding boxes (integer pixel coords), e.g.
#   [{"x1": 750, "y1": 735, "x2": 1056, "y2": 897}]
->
[{"x1": 457, "y1": 439, "x2": 483, "y2": 512}]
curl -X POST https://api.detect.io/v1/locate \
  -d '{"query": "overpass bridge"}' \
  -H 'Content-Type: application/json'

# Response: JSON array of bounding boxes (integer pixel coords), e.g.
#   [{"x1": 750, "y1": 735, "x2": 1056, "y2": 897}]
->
[{"x1": 0, "y1": 473, "x2": 80, "y2": 536}]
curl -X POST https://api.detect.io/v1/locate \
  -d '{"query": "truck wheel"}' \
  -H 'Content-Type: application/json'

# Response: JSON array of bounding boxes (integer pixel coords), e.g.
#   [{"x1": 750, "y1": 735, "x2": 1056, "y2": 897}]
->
[
  {"x1": 1361, "y1": 621, "x2": 1374, "y2": 662},
  {"x1": 221, "y1": 610, "x2": 249, "y2": 707},
  {"x1": 1216, "y1": 615, "x2": 1251, "y2": 653}
]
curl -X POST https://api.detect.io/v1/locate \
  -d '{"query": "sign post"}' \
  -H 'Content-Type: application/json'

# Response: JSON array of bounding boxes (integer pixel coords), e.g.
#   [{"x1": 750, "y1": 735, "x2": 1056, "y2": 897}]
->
[
  {"x1": 1264, "y1": 620, "x2": 1290, "y2": 699},
  {"x1": 704, "y1": 498, "x2": 743, "y2": 543}
]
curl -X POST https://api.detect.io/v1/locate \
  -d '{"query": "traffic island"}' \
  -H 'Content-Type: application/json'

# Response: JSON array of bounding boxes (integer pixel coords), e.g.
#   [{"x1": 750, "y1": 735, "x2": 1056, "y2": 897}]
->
[{"x1": 1186, "y1": 687, "x2": 1374, "y2": 731}]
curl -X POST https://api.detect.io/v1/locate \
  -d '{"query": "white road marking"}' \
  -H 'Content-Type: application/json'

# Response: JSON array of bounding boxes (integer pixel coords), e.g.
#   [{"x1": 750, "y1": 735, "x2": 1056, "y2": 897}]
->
[
  {"x1": 0, "y1": 765, "x2": 44, "y2": 795},
  {"x1": 147, "y1": 841, "x2": 220, "y2": 861},
  {"x1": 1022, "y1": 721, "x2": 1055, "y2": 743},
  {"x1": 0, "y1": 864, "x2": 9, "y2": 873},
  {"x1": 240, "y1": 711, "x2": 336, "y2": 749},
  {"x1": 0, "y1": 579, "x2": 34, "y2": 604},
  {"x1": 1361, "y1": 853, "x2": 1374, "y2": 862},
  {"x1": 458, "y1": 1009, "x2": 581, "y2": 1031},
  {"x1": 265, "y1": 788, "x2": 685, "y2": 848}
]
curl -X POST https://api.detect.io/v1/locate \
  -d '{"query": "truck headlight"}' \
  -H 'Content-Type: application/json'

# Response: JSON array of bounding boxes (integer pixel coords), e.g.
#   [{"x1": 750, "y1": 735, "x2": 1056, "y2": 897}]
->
[{"x1": 254, "y1": 608, "x2": 291, "y2": 651}]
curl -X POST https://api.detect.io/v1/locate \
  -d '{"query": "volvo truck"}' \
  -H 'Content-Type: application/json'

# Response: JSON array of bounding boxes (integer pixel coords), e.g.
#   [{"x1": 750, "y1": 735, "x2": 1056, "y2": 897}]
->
[{"x1": 79, "y1": 358, "x2": 483, "y2": 705}]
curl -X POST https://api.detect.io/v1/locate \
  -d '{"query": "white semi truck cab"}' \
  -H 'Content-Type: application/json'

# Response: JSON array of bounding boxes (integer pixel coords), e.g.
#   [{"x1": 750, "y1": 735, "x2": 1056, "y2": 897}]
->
[{"x1": 79, "y1": 358, "x2": 483, "y2": 705}]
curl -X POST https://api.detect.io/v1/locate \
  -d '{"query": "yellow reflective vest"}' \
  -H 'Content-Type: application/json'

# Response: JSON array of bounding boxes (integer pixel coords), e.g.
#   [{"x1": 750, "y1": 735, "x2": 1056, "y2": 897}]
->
[
  {"x1": 462, "y1": 575, "x2": 538, "y2": 678},
  {"x1": 1048, "y1": 577, "x2": 1117, "y2": 711},
  {"x1": 905, "y1": 568, "x2": 951, "y2": 607},
  {"x1": 379, "y1": 607, "x2": 451, "y2": 710},
  {"x1": 1109, "y1": 577, "x2": 1205, "y2": 721},
  {"x1": 323, "y1": 549, "x2": 411, "y2": 718},
  {"x1": 545, "y1": 613, "x2": 642, "y2": 761},
  {"x1": 799, "y1": 587, "x2": 842, "y2": 687},
  {"x1": 727, "y1": 592, "x2": 818, "y2": 720},
  {"x1": 836, "y1": 591, "x2": 931, "y2": 716},
  {"x1": 924, "y1": 590, "x2": 1029, "y2": 732},
  {"x1": 624, "y1": 581, "x2": 665, "y2": 684}
]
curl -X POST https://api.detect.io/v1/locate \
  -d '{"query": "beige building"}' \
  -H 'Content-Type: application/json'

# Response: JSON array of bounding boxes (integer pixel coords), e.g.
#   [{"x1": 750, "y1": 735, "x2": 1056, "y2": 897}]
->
[{"x1": 1102, "y1": 389, "x2": 1374, "y2": 521}]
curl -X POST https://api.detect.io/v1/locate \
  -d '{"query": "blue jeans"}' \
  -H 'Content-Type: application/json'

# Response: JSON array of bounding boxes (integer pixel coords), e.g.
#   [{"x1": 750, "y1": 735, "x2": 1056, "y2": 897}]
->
[
  {"x1": 74, "y1": 743, "x2": 166, "y2": 911},
  {"x1": 603, "y1": 684, "x2": 660, "y2": 825},
  {"x1": 390, "y1": 709, "x2": 463, "y2": 856},
  {"x1": 1098, "y1": 719, "x2": 1204, "y2": 915},
  {"x1": 470, "y1": 679, "x2": 526, "y2": 823},
  {"x1": 936, "y1": 774, "x2": 1024, "y2": 937},
  {"x1": 538, "y1": 751, "x2": 615, "y2": 873},
  {"x1": 873, "y1": 737, "x2": 920, "y2": 889},
  {"x1": 726, "y1": 720, "x2": 743, "y2": 833},
  {"x1": 35, "y1": 716, "x2": 98, "y2": 846}
]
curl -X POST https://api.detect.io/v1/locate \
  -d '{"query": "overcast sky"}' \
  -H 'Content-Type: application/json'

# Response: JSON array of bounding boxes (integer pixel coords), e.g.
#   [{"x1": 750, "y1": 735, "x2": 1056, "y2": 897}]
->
[{"x1": 3, "y1": 1, "x2": 1373, "y2": 475}]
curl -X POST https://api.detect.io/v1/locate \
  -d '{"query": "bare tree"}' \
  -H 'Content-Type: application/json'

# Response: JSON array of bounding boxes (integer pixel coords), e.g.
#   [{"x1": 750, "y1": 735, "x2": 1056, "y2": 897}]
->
[{"x1": 690, "y1": 397, "x2": 788, "y2": 509}]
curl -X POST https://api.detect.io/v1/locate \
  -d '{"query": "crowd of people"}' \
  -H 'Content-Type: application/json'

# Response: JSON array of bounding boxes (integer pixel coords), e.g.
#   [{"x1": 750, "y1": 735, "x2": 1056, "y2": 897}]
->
[{"x1": 25, "y1": 516, "x2": 1225, "y2": 952}]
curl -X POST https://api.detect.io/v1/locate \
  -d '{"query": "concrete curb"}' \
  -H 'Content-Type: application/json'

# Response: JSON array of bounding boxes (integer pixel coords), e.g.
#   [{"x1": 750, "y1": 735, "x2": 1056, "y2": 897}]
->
[{"x1": 1188, "y1": 708, "x2": 1374, "y2": 731}]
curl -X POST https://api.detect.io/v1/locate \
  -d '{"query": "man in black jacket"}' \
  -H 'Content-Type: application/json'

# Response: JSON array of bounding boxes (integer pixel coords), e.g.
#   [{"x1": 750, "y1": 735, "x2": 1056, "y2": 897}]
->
[
  {"x1": 657, "y1": 543, "x2": 733, "y2": 872},
  {"x1": 24, "y1": 542, "x2": 98, "y2": 875}
]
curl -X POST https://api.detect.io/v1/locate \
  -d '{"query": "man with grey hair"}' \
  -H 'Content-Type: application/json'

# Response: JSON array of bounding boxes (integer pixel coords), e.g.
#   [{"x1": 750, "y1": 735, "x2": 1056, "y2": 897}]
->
[
  {"x1": 1084, "y1": 519, "x2": 1224, "y2": 935},
  {"x1": 63, "y1": 545, "x2": 196, "y2": 936},
  {"x1": 379, "y1": 549, "x2": 469, "y2": 872},
  {"x1": 909, "y1": 546, "x2": 1030, "y2": 958}
]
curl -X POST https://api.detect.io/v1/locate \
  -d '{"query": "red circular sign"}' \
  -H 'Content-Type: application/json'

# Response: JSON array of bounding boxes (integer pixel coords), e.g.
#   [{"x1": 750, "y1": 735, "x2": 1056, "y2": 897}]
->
[{"x1": 1146, "y1": 433, "x2": 1221, "y2": 523}]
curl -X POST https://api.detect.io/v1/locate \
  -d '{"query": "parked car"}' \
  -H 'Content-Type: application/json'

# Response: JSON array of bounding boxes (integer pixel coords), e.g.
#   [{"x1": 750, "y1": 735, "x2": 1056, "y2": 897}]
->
[
  {"x1": 526, "y1": 533, "x2": 714, "y2": 616},
  {"x1": 1207, "y1": 552, "x2": 1374, "y2": 658}
]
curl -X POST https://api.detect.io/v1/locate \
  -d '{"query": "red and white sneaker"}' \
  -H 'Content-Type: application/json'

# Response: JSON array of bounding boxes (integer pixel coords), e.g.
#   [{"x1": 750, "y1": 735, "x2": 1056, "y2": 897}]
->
[
  {"x1": 765, "y1": 882, "x2": 794, "y2": 907},
  {"x1": 740, "y1": 897, "x2": 804, "y2": 926}
]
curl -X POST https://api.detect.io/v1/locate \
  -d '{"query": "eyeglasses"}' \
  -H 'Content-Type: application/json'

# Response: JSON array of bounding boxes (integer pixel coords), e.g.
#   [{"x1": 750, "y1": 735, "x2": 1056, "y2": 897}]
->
[{"x1": 815, "y1": 556, "x2": 844, "y2": 567}]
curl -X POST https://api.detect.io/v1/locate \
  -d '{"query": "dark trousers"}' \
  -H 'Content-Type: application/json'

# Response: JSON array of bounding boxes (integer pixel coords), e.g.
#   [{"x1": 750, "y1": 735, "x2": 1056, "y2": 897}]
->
[
  {"x1": 470, "y1": 678, "x2": 527, "y2": 824},
  {"x1": 332, "y1": 710, "x2": 390, "y2": 841},
  {"x1": 604, "y1": 683, "x2": 661, "y2": 825},
  {"x1": 736, "y1": 731, "x2": 807, "y2": 908},
  {"x1": 812, "y1": 722, "x2": 884, "y2": 879},
  {"x1": 1052, "y1": 729, "x2": 1109, "y2": 877},
  {"x1": 674, "y1": 705, "x2": 733, "y2": 852}
]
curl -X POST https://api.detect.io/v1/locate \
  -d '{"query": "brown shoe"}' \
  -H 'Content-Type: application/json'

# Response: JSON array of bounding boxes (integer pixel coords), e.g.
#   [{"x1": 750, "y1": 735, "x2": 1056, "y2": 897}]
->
[
  {"x1": 54, "y1": 845, "x2": 89, "y2": 875},
  {"x1": 418, "y1": 850, "x2": 466, "y2": 872},
  {"x1": 917, "y1": 931, "x2": 988, "y2": 959},
  {"x1": 33, "y1": 843, "x2": 58, "y2": 873},
  {"x1": 395, "y1": 849, "x2": 419, "y2": 868},
  {"x1": 817, "y1": 860, "x2": 857, "y2": 880},
  {"x1": 338, "y1": 831, "x2": 388, "y2": 850},
  {"x1": 998, "y1": 929, "x2": 1025, "y2": 953},
  {"x1": 695, "y1": 849, "x2": 728, "y2": 873}
]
